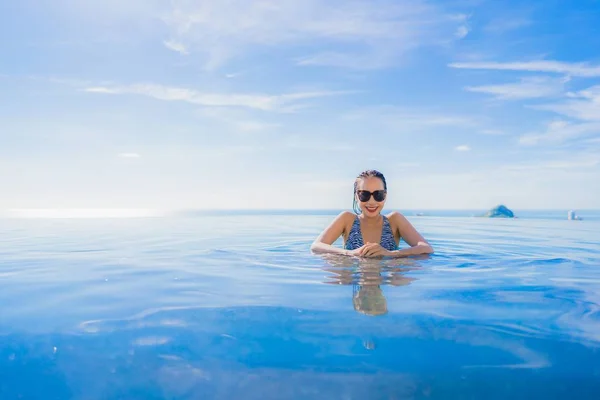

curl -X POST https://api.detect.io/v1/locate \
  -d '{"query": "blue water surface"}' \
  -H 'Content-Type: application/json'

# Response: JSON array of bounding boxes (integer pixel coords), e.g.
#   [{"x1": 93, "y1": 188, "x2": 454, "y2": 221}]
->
[{"x1": 1, "y1": 211, "x2": 600, "y2": 399}]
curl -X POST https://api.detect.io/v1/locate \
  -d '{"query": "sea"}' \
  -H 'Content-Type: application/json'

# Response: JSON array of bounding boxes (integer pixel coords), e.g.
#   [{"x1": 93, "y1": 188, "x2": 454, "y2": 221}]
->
[{"x1": 1, "y1": 209, "x2": 599, "y2": 399}]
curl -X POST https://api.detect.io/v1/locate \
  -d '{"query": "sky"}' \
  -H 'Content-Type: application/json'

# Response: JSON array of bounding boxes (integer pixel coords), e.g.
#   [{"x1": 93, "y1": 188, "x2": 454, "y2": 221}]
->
[{"x1": 1, "y1": 0, "x2": 599, "y2": 212}]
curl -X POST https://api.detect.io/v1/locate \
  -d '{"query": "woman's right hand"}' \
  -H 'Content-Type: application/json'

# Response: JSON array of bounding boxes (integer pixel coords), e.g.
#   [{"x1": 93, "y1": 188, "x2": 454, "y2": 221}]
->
[
  {"x1": 348, "y1": 245, "x2": 370, "y2": 257},
  {"x1": 348, "y1": 243, "x2": 391, "y2": 258},
  {"x1": 347, "y1": 247, "x2": 363, "y2": 257}
]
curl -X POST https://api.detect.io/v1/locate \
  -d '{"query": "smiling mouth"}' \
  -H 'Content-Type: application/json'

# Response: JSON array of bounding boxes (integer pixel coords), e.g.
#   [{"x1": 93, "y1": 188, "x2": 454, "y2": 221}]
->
[{"x1": 366, "y1": 206, "x2": 378, "y2": 212}]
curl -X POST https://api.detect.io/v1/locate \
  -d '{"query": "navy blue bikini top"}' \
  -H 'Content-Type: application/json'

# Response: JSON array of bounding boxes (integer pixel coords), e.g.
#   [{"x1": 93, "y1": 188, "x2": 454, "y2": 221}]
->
[{"x1": 344, "y1": 215, "x2": 398, "y2": 251}]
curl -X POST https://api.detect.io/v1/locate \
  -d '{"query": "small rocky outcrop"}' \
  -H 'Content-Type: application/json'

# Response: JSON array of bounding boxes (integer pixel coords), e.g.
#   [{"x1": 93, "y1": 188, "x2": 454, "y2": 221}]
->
[{"x1": 482, "y1": 205, "x2": 515, "y2": 218}]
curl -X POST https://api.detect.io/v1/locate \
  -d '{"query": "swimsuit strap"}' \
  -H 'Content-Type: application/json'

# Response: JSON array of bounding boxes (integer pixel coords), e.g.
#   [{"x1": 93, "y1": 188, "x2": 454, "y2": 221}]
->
[
  {"x1": 344, "y1": 216, "x2": 363, "y2": 250},
  {"x1": 380, "y1": 215, "x2": 398, "y2": 251}
]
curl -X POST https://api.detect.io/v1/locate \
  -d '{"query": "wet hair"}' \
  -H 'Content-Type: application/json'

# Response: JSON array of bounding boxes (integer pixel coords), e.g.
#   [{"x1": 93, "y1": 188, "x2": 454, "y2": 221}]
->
[{"x1": 352, "y1": 170, "x2": 387, "y2": 214}]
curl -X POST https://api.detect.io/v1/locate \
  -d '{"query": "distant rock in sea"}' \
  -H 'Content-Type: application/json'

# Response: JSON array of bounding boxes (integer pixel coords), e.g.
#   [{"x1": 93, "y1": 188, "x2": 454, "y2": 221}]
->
[{"x1": 482, "y1": 205, "x2": 515, "y2": 218}]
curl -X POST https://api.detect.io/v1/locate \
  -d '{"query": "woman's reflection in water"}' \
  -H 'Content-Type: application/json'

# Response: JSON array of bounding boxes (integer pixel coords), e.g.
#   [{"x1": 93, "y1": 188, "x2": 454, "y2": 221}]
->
[{"x1": 320, "y1": 254, "x2": 422, "y2": 316}]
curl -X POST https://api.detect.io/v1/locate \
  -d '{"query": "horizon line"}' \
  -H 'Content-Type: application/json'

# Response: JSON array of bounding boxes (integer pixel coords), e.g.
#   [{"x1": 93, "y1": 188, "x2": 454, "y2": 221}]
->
[
  {"x1": 2, "y1": 207, "x2": 598, "y2": 211},
  {"x1": 0, "y1": 207, "x2": 597, "y2": 219}
]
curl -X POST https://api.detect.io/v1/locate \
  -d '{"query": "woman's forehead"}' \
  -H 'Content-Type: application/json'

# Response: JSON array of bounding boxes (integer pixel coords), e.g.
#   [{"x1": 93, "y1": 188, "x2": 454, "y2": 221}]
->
[{"x1": 357, "y1": 177, "x2": 385, "y2": 190}]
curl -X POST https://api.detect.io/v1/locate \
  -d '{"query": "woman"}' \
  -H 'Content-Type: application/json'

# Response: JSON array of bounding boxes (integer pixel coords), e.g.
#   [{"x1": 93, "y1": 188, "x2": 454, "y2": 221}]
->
[{"x1": 310, "y1": 170, "x2": 433, "y2": 258}]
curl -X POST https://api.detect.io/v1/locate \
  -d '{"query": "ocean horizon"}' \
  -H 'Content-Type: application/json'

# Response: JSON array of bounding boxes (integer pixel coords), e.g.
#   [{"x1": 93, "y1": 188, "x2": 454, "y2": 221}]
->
[{"x1": 2, "y1": 207, "x2": 599, "y2": 221}]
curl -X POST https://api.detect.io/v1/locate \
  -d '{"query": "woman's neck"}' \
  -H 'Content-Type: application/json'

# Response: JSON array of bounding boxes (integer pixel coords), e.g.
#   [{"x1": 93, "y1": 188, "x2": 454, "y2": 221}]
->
[{"x1": 359, "y1": 213, "x2": 382, "y2": 225}]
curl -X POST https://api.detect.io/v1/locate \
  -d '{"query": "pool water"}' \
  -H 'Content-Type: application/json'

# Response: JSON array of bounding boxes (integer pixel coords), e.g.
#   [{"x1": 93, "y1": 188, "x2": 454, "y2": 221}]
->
[{"x1": 1, "y1": 212, "x2": 600, "y2": 399}]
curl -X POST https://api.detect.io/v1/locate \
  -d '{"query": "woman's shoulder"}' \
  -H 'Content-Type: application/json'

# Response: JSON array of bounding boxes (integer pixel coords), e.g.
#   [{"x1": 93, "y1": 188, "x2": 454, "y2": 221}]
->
[
  {"x1": 385, "y1": 210, "x2": 403, "y2": 218},
  {"x1": 337, "y1": 210, "x2": 357, "y2": 222},
  {"x1": 330, "y1": 211, "x2": 357, "y2": 228},
  {"x1": 385, "y1": 211, "x2": 409, "y2": 225},
  {"x1": 327, "y1": 211, "x2": 357, "y2": 235}
]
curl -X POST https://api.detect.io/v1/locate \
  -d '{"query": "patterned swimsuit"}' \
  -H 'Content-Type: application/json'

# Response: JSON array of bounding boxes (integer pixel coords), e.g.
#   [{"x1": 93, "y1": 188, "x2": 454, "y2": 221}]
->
[{"x1": 344, "y1": 215, "x2": 398, "y2": 251}]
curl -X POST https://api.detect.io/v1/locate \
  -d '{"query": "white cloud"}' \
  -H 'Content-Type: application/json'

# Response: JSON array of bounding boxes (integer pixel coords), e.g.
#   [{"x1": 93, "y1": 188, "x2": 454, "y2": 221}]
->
[
  {"x1": 519, "y1": 120, "x2": 600, "y2": 146},
  {"x1": 455, "y1": 145, "x2": 471, "y2": 151},
  {"x1": 118, "y1": 153, "x2": 141, "y2": 158},
  {"x1": 449, "y1": 60, "x2": 600, "y2": 77},
  {"x1": 455, "y1": 25, "x2": 470, "y2": 39},
  {"x1": 194, "y1": 107, "x2": 281, "y2": 134},
  {"x1": 464, "y1": 76, "x2": 568, "y2": 100},
  {"x1": 342, "y1": 106, "x2": 478, "y2": 130},
  {"x1": 163, "y1": 40, "x2": 189, "y2": 55},
  {"x1": 517, "y1": 85, "x2": 600, "y2": 145},
  {"x1": 161, "y1": 0, "x2": 467, "y2": 69},
  {"x1": 84, "y1": 83, "x2": 355, "y2": 112},
  {"x1": 85, "y1": 87, "x2": 115, "y2": 94},
  {"x1": 531, "y1": 85, "x2": 600, "y2": 121}
]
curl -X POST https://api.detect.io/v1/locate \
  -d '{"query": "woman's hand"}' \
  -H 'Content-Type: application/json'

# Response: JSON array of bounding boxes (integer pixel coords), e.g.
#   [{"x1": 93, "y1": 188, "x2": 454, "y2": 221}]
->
[{"x1": 353, "y1": 242, "x2": 392, "y2": 258}]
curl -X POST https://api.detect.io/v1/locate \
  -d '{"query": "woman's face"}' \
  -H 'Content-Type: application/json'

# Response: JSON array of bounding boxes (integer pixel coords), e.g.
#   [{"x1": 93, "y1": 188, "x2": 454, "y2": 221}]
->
[{"x1": 355, "y1": 176, "x2": 387, "y2": 217}]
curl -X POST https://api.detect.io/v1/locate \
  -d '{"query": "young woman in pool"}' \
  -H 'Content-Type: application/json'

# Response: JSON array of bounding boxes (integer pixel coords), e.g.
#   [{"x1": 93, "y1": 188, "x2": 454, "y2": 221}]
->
[{"x1": 311, "y1": 170, "x2": 434, "y2": 258}]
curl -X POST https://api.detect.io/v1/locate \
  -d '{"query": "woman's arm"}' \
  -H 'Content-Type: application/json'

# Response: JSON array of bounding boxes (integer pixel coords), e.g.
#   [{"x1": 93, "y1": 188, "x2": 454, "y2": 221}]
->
[
  {"x1": 388, "y1": 212, "x2": 434, "y2": 257},
  {"x1": 310, "y1": 211, "x2": 356, "y2": 256}
]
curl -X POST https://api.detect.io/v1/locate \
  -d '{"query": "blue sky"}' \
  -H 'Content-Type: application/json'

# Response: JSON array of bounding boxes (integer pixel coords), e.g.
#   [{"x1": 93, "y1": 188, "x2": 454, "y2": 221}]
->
[{"x1": 1, "y1": 0, "x2": 599, "y2": 212}]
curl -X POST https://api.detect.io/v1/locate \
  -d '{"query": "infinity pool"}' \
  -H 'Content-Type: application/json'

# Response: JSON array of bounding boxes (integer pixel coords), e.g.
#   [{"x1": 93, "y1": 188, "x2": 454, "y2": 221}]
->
[{"x1": 1, "y1": 212, "x2": 599, "y2": 399}]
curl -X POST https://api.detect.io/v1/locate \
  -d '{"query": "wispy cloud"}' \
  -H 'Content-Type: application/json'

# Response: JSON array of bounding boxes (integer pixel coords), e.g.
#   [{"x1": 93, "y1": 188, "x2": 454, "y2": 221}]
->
[
  {"x1": 5, "y1": 0, "x2": 600, "y2": 211},
  {"x1": 161, "y1": 0, "x2": 468, "y2": 69},
  {"x1": 455, "y1": 25, "x2": 470, "y2": 39},
  {"x1": 163, "y1": 40, "x2": 189, "y2": 55},
  {"x1": 85, "y1": 84, "x2": 355, "y2": 112},
  {"x1": 118, "y1": 153, "x2": 141, "y2": 158},
  {"x1": 85, "y1": 87, "x2": 115, "y2": 94},
  {"x1": 465, "y1": 76, "x2": 568, "y2": 100},
  {"x1": 342, "y1": 105, "x2": 478, "y2": 130},
  {"x1": 519, "y1": 120, "x2": 600, "y2": 146},
  {"x1": 449, "y1": 60, "x2": 600, "y2": 77},
  {"x1": 531, "y1": 85, "x2": 600, "y2": 121},
  {"x1": 296, "y1": 52, "x2": 390, "y2": 70},
  {"x1": 195, "y1": 108, "x2": 281, "y2": 134}
]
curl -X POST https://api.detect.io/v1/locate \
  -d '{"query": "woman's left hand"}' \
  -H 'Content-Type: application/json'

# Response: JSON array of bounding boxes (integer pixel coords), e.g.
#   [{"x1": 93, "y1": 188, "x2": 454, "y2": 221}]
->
[{"x1": 359, "y1": 242, "x2": 392, "y2": 258}]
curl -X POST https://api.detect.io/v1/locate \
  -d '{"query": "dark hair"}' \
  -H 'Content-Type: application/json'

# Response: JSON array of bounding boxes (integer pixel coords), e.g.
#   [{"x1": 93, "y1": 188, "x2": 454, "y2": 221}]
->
[{"x1": 352, "y1": 170, "x2": 387, "y2": 214}]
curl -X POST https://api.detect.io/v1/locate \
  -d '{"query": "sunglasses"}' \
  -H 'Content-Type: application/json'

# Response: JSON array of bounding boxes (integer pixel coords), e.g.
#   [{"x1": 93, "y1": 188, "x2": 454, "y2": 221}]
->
[{"x1": 356, "y1": 190, "x2": 386, "y2": 202}]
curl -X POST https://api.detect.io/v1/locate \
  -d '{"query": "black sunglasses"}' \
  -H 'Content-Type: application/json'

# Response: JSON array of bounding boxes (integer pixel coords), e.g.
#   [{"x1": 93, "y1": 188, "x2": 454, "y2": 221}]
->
[{"x1": 356, "y1": 190, "x2": 386, "y2": 202}]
